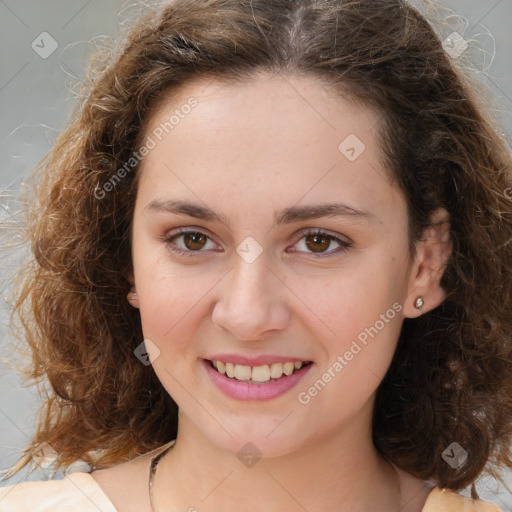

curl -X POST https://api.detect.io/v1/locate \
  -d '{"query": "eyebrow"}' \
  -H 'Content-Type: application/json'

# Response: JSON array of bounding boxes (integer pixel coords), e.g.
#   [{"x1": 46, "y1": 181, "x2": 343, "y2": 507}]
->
[{"x1": 143, "y1": 199, "x2": 374, "y2": 228}]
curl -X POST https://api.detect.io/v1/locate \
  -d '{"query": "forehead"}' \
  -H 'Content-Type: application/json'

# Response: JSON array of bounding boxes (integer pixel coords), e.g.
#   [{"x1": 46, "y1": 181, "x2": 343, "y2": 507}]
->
[{"x1": 135, "y1": 73, "x2": 404, "y2": 225}]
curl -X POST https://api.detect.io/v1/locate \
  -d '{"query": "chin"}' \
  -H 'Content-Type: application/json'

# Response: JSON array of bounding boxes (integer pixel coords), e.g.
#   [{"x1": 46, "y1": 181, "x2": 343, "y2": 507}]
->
[{"x1": 212, "y1": 430, "x2": 303, "y2": 461}]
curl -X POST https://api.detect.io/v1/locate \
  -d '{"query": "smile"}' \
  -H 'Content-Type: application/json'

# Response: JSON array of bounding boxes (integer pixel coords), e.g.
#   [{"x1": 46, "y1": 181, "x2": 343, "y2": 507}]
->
[
  {"x1": 208, "y1": 359, "x2": 312, "y2": 383},
  {"x1": 203, "y1": 358, "x2": 314, "y2": 401}
]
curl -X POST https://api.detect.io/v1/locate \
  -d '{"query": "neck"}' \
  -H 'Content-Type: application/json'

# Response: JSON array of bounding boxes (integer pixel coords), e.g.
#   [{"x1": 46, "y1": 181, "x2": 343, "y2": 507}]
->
[{"x1": 153, "y1": 405, "x2": 410, "y2": 512}]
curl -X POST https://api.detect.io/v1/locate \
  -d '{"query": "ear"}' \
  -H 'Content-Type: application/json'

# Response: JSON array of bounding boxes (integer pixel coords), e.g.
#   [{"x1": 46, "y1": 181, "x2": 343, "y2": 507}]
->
[
  {"x1": 125, "y1": 269, "x2": 140, "y2": 309},
  {"x1": 403, "y1": 207, "x2": 452, "y2": 318}
]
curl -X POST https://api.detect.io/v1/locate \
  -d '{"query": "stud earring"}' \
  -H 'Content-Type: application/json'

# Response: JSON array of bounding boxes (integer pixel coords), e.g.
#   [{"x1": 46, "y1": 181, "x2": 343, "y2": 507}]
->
[{"x1": 414, "y1": 296, "x2": 424, "y2": 313}]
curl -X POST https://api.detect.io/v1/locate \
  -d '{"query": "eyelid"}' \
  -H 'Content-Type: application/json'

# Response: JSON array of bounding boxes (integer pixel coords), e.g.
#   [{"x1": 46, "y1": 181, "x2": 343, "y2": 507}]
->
[
  {"x1": 294, "y1": 227, "x2": 352, "y2": 245},
  {"x1": 162, "y1": 226, "x2": 222, "y2": 256},
  {"x1": 289, "y1": 227, "x2": 352, "y2": 257}
]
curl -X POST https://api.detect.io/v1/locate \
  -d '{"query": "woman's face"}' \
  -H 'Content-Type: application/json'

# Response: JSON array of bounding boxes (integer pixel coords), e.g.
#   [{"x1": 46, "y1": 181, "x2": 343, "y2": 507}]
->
[{"x1": 128, "y1": 73, "x2": 420, "y2": 457}]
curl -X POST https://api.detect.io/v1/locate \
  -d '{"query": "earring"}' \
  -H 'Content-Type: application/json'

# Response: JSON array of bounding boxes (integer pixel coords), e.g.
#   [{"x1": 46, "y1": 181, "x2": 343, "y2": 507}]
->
[
  {"x1": 414, "y1": 297, "x2": 424, "y2": 314},
  {"x1": 127, "y1": 291, "x2": 137, "y2": 302}
]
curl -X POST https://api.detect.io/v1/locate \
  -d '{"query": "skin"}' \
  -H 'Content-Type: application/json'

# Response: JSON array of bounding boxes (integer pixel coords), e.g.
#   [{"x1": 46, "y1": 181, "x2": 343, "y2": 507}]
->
[{"x1": 91, "y1": 72, "x2": 452, "y2": 512}]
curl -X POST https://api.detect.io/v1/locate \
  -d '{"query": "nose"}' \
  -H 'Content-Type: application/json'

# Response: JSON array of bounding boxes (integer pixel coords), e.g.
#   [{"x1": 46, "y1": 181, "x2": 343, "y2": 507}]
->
[{"x1": 211, "y1": 253, "x2": 290, "y2": 341}]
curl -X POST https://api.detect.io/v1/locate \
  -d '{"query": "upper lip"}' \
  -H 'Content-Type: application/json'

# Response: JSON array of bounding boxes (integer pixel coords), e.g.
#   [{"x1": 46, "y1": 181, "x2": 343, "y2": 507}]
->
[{"x1": 205, "y1": 354, "x2": 313, "y2": 366}]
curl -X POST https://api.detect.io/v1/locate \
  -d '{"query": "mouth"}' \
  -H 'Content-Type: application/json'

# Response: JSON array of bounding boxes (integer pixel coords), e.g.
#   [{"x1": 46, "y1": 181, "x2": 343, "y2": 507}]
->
[{"x1": 205, "y1": 359, "x2": 313, "y2": 385}]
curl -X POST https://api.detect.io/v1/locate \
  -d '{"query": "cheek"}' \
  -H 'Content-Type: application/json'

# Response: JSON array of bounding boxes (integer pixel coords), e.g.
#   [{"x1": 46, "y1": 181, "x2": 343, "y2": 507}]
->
[
  {"x1": 296, "y1": 270, "x2": 404, "y2": 419},
  {"x1": 135, "y1": 259, "x2": 211, "y2": 347},
  {"x1": 293, "y1": 256, "x2": 405, "y2": 392},
  {"x1": 136, "y1": 270, "x2": 209, "y2": 397},
  {"x1": 291, "y1": 259, "x2": 401, "y2": 341}
]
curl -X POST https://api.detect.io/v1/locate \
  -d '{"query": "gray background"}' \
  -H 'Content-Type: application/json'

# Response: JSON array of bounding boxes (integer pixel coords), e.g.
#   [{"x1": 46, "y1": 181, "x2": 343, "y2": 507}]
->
[{"x1": 0, "y1": 0, "x2": 511, "y2": 509}]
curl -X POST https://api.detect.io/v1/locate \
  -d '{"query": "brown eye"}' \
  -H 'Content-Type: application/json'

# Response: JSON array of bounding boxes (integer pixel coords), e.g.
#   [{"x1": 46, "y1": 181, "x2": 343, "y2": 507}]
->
[
  {"x1": 291, "y1": 229, "x2": 352, "y2": 257},
  {"x1": 163, "y1": 228, "x2": 218, "y2": 256},
  {"x1": 182, "y1": 232, "x2": 208, "y2": 251},
  {"x1": 304, "y1": 233, "x2": 332, "y2": 253}
]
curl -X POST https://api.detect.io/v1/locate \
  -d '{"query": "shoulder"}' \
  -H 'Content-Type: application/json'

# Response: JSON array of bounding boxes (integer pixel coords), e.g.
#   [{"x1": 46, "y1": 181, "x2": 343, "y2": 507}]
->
[
  {"x1": 88, "y1": 441, "x2": 175, "y2": 512},
  {"x1": 422, "y1": 487, "x2": 502, "y2": 512},
  {"x1": 0, "y1": 473, "x2": 117, "y2": 512}
]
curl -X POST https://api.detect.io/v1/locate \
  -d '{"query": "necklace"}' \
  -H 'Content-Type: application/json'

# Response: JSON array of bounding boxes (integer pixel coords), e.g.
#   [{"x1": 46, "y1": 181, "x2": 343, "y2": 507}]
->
[
  {"x1": 148, "y1": 440, "x2": 176, "y2": 512},
  {"x1": 148, "y1": 440, "x2": 407, "y2": 512}
]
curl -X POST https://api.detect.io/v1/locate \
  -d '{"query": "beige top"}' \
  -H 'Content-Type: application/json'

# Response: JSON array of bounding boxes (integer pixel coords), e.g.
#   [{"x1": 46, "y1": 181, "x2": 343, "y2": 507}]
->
[
  {"x1": 0, "y1": 450, "x2": 503, "y2": 512},
  {"x1": 0, "y1": 478, "x2": 503, "y2": 511}
]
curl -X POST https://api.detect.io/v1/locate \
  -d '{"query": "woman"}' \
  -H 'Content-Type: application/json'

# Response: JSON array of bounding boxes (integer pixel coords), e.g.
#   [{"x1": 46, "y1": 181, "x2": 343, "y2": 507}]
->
[{"x1": 1, "y1": 0, "x2": 511, "y2": 510}]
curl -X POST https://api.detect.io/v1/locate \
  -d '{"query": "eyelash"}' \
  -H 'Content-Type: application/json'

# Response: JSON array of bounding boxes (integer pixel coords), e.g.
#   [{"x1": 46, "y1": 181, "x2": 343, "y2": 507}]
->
[{"x1": 162, "y1": 227, "x2": 352, "y2": 258}]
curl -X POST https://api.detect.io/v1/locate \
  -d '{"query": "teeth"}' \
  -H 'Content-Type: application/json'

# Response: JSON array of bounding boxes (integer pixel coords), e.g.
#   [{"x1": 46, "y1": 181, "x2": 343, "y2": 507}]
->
[
  {"x1": 225, "y1": 362, "x2": 235, "y2": 378},
  {"x1": 270, "y1": 362, "x2": 283, "y2": 379},
  {"x1": 211, "y1": 360, "x2": 307, "y2": 382},
  {"x1": 234, "y1": 364, "x2": 251, "y2": 381},
  {"x1": 283, "y1": 362, "x2": 294, "y2": 375},
  {"x1": 251, "y1": 365, "x2": 271, "y2": 382}
]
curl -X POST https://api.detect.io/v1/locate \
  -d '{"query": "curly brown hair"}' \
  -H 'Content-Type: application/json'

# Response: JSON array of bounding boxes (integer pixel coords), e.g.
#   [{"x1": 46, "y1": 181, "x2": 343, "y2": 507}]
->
[{"x1": 2, "y1": 0, "x2": 512, "y2": 499}]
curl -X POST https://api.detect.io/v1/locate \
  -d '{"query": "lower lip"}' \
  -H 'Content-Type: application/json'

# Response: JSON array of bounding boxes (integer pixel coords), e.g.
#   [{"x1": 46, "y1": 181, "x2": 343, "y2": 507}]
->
[{"x1": 203, "y1": 359, "x2": 313, "y2": 401}]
